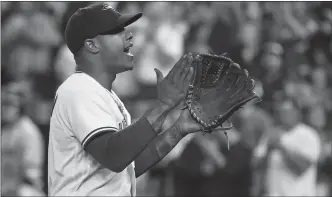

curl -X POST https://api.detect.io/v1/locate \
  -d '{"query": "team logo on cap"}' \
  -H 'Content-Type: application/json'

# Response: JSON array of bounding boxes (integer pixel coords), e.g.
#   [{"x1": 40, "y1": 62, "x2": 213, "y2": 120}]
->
[{"x1": 102, "y1": 4, "x2": 115, "y2": 11}]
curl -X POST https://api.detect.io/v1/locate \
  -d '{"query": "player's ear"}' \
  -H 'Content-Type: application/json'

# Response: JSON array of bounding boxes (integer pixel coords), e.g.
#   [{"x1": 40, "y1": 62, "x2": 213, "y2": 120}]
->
[{"x1": 84, "y1": 38, "x2": 99, "y2": 54}]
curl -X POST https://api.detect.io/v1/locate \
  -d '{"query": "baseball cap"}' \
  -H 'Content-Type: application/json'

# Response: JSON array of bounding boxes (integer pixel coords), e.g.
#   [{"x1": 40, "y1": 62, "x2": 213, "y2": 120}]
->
[{"x1": 65, "y1": 3, "x2": 142, "y2": 54}]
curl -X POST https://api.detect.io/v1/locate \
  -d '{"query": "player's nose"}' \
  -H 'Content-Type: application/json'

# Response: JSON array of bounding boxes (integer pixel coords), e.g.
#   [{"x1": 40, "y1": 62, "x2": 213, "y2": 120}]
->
[
  {"x1": 124, "y1": 32, "x2": 133, "y2": 48},
  {"x1": 125, "y1": 31, "x2": 133, "y2": 41},
  {"x1": 124, "y1": 41, "x2": 133, "y2": 49}
]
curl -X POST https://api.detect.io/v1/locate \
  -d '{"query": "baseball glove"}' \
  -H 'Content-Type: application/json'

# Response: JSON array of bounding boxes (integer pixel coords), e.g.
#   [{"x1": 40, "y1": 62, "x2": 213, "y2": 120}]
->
[{"x1": 184, "y1": 53, "x2": 260, "y2": 134}]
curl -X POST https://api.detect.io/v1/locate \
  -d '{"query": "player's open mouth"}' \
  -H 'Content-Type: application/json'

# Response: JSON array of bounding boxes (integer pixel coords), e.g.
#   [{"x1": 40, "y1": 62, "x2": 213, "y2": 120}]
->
[{"x1": 123, "y1": 47, "x2": 133, "y2": 57}]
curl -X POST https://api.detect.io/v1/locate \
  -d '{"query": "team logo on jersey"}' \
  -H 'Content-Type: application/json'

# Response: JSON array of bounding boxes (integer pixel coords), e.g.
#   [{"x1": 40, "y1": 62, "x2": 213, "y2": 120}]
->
[{"x1": 118, "y1": 119, "x2": 128, "y2": 130}]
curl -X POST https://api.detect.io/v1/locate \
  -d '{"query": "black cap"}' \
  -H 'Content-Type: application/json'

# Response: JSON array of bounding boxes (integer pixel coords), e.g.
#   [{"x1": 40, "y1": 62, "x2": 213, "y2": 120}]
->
[{"x1": 65, "y1": 3, "x2": 142, "y2": 54}]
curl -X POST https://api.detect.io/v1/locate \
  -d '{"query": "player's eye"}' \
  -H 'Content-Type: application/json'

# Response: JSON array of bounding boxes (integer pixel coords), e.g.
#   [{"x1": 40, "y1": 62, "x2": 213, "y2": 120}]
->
[{"x1": 125, "y1": 32, "x2": 133, "y2": 41}]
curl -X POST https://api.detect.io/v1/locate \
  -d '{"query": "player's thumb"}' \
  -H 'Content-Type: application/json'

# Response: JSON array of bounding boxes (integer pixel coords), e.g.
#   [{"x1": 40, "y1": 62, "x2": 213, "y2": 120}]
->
[{"x1": 154, "y1": 68, "x2": 164, "y2": 84}]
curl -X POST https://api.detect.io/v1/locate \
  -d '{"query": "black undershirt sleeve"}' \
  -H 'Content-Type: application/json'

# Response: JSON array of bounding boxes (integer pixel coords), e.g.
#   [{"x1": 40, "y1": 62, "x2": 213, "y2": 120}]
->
[
  {"x1": 133, "y1": 140, "x2": 160, "y2": 177},
  {"x1": 84, "y1": 117, "x2": 157, "y2": 172}
]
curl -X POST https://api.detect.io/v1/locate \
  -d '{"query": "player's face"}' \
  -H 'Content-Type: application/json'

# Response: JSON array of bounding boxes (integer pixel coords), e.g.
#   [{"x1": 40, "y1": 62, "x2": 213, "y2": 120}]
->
[{"x1": 97, "y1": 29, "x2": 134, "y2": 74}]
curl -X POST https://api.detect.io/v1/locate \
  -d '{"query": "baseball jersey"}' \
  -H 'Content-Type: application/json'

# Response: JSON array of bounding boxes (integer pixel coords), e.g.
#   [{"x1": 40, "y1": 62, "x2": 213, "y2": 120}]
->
[{"x1": 48, "y1": 72, "x2": 136, "y2": 196}]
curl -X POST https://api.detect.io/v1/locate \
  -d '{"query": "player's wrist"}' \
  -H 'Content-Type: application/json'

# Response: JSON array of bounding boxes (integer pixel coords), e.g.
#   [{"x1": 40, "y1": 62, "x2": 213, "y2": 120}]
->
[
  {"x1": 174, "y1": 118, "x2": 193, "y2": 137},
  {"x1": 156, "y1": 100, "x2": 172, "y2": 109},
  {"x1": 157, "y1": 98, "x2": 181, "y2": 109},
  {"x1": 146, "y1": 102, "x2": 172, "y2": 134},
  {"x1": 168, "y1": 122, "x2": 188, "y2": 139}
]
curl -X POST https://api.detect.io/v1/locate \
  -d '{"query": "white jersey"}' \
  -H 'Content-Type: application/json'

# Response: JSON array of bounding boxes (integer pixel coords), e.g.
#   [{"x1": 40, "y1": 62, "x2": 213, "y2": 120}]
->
[
  {"x1": 48, "y1": 72, "x2": 136, "y2": 196},
  {"x1": 254, "y1": 123, "x2": 321, "y2": 196}
]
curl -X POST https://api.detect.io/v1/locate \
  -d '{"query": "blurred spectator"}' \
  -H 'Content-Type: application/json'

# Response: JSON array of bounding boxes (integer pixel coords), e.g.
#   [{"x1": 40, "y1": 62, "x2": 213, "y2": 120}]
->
[
  {"x1": 161, "y1": 131, "x2": 227, "y2": 196},
  {"x1": 253, "y1": 99, "x2": 321, "y2": 196},
  {"x1": 1, "y1": 76, "x2": 45, "y2": 196},
  {"x1": 226, "y1": 81, "x2": 274, "y2": 196},
  {"x1": 135, "y1": 2, "x2": 187, "y2": 85},
  {"x1": 255, "y1": 41, "x2": 285, "y2": 114},
  {"x1": 185, "y1": 2, "x2": 214, "y2": 54},
  {"x1": 207, "y1": 2, "x2": 243, "y2": 54},
  {"x1": 305, "y1": 3, "x2": 332, "y2": 66},
  {"x1": 228, "y1": 19, "x2": 261, "y2": 71},
  {"x1": 53, "y1": 45, "x2": 76, "y2": 83},
  {"x1": 2, "y1": 2, "x2": 62, "y2": 73},
  {"x1": 233, "y1": 80, "x2": 270, "y2": 147}
]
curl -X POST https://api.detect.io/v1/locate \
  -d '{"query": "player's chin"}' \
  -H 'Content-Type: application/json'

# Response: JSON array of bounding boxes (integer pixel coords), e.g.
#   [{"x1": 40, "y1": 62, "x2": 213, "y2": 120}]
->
[
  {"x1": 122, "y1": 53, "x2": 135, "y2": 71},
  {"x1": 123, "y1": 64, "x2": 134, "y2": 71},
  {"x1": 116, "y1": 62, "x2": 134, "y2": 73}
]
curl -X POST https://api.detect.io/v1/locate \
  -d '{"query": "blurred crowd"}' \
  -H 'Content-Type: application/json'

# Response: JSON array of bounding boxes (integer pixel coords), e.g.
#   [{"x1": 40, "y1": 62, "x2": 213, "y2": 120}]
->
[{"x1": 1, "y1": 1, "x2": 332, "y2": 196}]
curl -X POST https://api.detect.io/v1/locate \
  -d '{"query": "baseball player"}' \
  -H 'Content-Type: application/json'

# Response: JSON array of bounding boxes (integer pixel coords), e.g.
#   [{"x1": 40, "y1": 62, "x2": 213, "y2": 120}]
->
[{"x1": 48, "y1": 3, "x2": 202, "y2": 196}]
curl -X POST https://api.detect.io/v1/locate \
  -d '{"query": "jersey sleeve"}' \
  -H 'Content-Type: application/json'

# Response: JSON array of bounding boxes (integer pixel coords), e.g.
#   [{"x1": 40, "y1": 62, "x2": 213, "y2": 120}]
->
[{"x1": 66, "y1": 91, "x2": 118, "y2": 147}]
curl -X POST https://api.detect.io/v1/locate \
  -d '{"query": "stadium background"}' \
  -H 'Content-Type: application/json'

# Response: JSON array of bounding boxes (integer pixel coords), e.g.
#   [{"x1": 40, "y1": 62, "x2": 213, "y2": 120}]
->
[{"x1": 1, "y1": 1, "x2": 332, "y2": 196}]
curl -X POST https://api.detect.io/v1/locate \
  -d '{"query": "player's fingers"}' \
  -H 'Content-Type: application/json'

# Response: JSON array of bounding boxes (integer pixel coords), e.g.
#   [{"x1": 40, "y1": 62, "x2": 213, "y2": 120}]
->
[
  {"x1": 172, "y1": 53, "x2": 191, "y2": 82},
  {"x1": 180, "y1": 53, "x2": 193, "y2": 77},
  {"x1": 184, "y1": 67, "x2": 194, "y2": 89},
  {"x1": 185, "y1": 55, "x2": 200, "y2": 83},
  {"x1": 179, "y1": 53, "x2": 193, "y2": 81},
  {"x1": 154, "y1": 68, "x2": 164, "y2": 84},
  {"x1": 166, "y1": 53, "x2": 188, "y2": 80},
  {"x1": 231, "y1": 62, "x2": 241, "y2": 69}
]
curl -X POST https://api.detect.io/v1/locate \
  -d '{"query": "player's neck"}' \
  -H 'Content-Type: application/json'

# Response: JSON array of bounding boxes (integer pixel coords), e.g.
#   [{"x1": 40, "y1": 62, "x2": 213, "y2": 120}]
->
[
  {"x1": 94, "y1": 72, "x2": 116, "y2": 90},
  {"x1": 76, "y1": 62, "x2": 116, "y2": 90},
  {"x1": 84, "y1": 69, "x2": 116, "y2": 90}
]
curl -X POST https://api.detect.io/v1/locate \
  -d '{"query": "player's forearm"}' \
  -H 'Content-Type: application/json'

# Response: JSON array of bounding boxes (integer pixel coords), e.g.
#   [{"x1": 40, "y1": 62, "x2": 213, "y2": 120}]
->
[
  {"x1": 85, "y1": 117, "x2": 159, "y2": 173},
  {"x1": 134, "y1": 122, "x2": 186, "y2": 177},
  {"x1": 144, "y1": 101, "x2": 173, "y2": 134},
  {"x1": 84, "y1": 103, "x2": 174, "y2": 173}
]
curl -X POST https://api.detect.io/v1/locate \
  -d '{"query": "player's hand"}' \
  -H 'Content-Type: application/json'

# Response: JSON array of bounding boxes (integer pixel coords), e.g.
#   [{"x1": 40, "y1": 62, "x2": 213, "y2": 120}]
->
[
  {"x1": 154, "y1": 53, "x2": 194, "y2": 108},
  {"x1": 176, "y1": 107, "x2": 202, "y2": 135}
]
